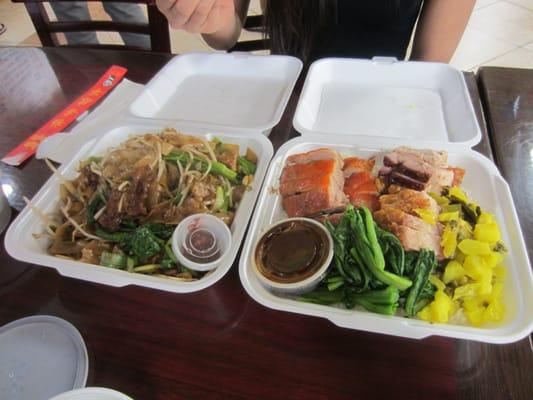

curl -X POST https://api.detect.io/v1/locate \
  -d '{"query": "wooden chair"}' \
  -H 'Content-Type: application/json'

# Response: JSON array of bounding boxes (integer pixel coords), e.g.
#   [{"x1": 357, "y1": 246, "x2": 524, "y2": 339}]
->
[
  {"x1": 230, "y1": 14, "x2": 269, "y2": 52},
  {"x1": 13, "y1": 0, "x2": 171, "y2": 52}
]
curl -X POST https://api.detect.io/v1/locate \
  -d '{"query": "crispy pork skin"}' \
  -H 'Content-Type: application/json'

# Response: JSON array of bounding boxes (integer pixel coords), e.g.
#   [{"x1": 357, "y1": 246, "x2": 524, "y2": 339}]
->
[{"x1": 280, "y1": 148, "x2": 347, "y2": 217}]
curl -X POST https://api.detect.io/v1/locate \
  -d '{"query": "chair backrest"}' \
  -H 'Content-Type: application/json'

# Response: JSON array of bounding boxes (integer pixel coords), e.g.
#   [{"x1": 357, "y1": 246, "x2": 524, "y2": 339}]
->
[
  {"x1": 230, "y1": 14, "x2": 269, "y2": 52},
  {"x1": 13, "y1": 0, "x2": 171, "y2": 53}
]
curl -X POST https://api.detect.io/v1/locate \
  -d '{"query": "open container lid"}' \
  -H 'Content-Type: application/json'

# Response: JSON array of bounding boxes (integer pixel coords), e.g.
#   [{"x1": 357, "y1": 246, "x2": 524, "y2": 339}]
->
[
  {"x1": 293, "y1": 57, "x2": 482, "y2": 147},
  {"x1": 129, "y1": 52, "x2": 303, "y2": 134},
  {"x1": 0, "y1": 315, "x2": 88, "y2": 400}
]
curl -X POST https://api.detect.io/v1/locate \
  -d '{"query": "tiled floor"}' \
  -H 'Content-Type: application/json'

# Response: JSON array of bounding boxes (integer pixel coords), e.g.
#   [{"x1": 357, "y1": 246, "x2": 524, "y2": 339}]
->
[{"x1": 1, "y1": 0, "x2": 532, "y2": 70}]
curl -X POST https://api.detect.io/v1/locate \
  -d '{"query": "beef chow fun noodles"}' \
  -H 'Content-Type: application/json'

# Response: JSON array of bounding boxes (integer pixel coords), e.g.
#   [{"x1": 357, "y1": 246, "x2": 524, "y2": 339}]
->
[{"x1": 31, "y1": 129, "x2": 257, "y2": 280}]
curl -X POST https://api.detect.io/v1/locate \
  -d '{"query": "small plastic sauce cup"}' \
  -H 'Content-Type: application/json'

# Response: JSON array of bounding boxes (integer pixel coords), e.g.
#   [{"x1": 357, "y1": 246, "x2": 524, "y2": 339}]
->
[{"x1": 172, "y1": 214, "x2": 232, "y2": 271}]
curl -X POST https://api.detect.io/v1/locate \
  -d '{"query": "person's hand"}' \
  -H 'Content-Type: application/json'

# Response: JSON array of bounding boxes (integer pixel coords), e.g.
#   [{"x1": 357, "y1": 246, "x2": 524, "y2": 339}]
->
[{"x1": 156, "y1": 0, "x2": 235, "y2": 34}]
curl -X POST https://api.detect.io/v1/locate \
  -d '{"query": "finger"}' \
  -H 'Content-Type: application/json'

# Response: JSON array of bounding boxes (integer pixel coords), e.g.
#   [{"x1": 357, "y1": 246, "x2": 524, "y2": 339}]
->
[
  {"x1": 200, "y1": 2, "x2": 231, "y2": 34},
  {"x1": 156, "y1": 0, "x2": 176, "y2": 13},
  {"x1": 183, "y1": 0, "x2": 216, "y2": 33},
  {"x1": 168, "y1": 0, "x2": 198, "y2": 29}
]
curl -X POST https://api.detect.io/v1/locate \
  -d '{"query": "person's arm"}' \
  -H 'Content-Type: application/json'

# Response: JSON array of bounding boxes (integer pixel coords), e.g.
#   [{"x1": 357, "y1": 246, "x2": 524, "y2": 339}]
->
[
  {"x1": 156, "y1": 0, "x2": 250, "y2": 50},
  {"x1": 410, "y1": 0, "x2": 476, "y2": 63},
  {"x1": 202, "y1": 0, "x2": 250, "y2": 50}
]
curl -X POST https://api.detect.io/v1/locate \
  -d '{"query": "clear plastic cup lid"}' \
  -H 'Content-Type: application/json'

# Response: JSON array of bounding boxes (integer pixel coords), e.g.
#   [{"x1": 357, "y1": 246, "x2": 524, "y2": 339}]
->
[{"x1": 0, "y1": 315, "x2": 88, "y2": 400}]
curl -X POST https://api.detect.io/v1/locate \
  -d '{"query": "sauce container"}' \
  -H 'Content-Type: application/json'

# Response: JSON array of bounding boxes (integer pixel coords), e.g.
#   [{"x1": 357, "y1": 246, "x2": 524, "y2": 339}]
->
[
  {"x1": 172, "y1": 214, "x2": 232, "y2": 272},
  {"x1": 253, "y1": 218, "x2": 333, "y2": 295}
]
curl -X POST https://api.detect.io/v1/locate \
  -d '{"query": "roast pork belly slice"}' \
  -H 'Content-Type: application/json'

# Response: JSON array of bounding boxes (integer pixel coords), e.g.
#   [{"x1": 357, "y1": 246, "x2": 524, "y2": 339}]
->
[
  {"x1": 343, "y1": 157, "x2": 375, "y2": 177},
  {"x1": 381, "y1": 147, "x2": 455, "y2": 193},
  {"x1": 394, "y1": 147, "x2": 448, "y2": 167},
  {"x1": 426, "y1": 168, "x2": 455, "y2": 193},
  {"x1": 282, "y1": 186, "x2": 348, "y2": 218},
  {"x1": 343, "y1": 170, "x2": 380, "y2": 211},
  {"x1": 314, "y1": 211, "x2": 345, "y2": 226},
  {"x1": 389, "y1": 171, "x2": 427, "y2": 191},
  {"x1": 281, "y1": 159, "x2": 336, "y2": 181},
  {"x1": 280, "y1": 159, "x2": 344, "y2": 197},
  {"x1": 286, "y1": 148, "x2": 343, "y2": 167},
  {"x1": 397, "y1": 225, "x2": 444, "y2": 260},
  {"x1": 378, "y1": 189, "x2": 440, "y2": 216},
  {"x1": 374, "y1": 207, "x2": 444, "y2": 259}
]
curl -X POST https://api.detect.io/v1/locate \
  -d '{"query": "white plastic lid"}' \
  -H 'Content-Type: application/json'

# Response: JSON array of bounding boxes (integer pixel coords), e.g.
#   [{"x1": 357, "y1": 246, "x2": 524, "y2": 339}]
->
[
  {"x1": 0, "y1": 315, "x2": 88, "y2": 400},
  {"x1": 293, "y1": 57, "x2": 482, "y2": 147},
  {"x1": 50, "y1": 387, "x2": 133, "y2": 400},
  {"x1": 129, "y1": 52, "x2": 303, "y2": 134}
]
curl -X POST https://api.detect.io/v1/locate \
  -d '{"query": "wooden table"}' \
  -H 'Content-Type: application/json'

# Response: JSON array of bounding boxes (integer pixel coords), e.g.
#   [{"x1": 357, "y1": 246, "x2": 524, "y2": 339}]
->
[{"x1": 0, "y1": 47, "x2": 531, "y2": 400}]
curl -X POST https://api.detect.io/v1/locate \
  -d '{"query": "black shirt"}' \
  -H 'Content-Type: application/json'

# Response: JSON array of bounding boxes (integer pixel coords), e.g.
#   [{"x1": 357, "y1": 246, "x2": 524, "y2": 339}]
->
[{"x1": 311, "y1": 0, "x2": 424, "y2": 61}]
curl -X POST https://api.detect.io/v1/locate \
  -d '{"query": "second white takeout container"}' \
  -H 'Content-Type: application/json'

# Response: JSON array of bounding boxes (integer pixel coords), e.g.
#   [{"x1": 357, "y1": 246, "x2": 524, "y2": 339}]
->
[
  {"x1": 239, "y1": 58, "x2": 533, "y2": 343},
  {"x1": 5, "y1": 53, "x2": 302, "y2": 293}
]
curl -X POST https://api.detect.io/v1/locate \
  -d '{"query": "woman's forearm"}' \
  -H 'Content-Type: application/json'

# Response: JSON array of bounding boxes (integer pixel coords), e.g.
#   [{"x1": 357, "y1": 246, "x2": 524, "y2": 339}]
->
[{"x1": 410, "y1": 0, "x2": 476, "y2": 63}]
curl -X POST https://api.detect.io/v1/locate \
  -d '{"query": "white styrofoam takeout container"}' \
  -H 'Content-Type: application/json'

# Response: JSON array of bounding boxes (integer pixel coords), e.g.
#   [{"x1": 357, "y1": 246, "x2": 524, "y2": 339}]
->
[
  {"x1": 129, "y1": 52, "x2": 303, "y2": 136},
  {"x1": 239, "y1": 58, "x2": 533, "y2": 343},
  {"x1": 5, "y1": 53, "x2": 303, "y2": 293}
]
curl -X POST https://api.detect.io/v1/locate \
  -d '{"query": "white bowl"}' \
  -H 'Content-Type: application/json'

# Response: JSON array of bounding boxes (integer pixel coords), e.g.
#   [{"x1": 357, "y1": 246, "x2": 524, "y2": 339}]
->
[
  {"x1": 50, "y1": 387, "x2": 132, "y2": 400},
  {"x1": 252, "y1": 218, "x2": 333, "y2": 295}
]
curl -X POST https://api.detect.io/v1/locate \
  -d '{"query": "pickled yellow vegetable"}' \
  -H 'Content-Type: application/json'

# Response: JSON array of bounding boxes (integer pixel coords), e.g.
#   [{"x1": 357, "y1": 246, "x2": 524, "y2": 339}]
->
[
  {"x1": 453, "y1": 283, "x2": 479, "y2": 300},
  {"x1": 441, "y1": 225, "x2": 457, "y2": 258},
  {"x1": 443, "y1": 260, "x2": 466, "y2": 284},
  {"x1": 448, "y1": 187, "x2": 468, "y2": 203},
  {"x1": 420, "y1": 184, "x2": 508, "y2": 327},
  {"x1": 438, "y1": 211, "x2": 460, "y2": 222},
  {"x1": 483, "y1": 251, "x2": 504, "y2": 269},
  {"x1": 477, "y1": 212, "x2": 495, "y2": 224},
  {"x1": 474, "y1": 223, "x2": 501, "y2": 243},
  {"x1": 458, "y1": 239, "x2": 492, "y2": 256},
  {"x1": 463, "y1": 255, "x2": 486, "y2": 280},
  {"x1": 428, "y1": 192, "x2": 450, "y2": 206},
  {"x1": 493, "y1": 265, "x2": 506, "y2": 281},
  {"x1": 429, "y1": 275, "x2": 446, "y2": 291},
  {"x1": 414, "y1": 208, "x2": 436, "y2": 225},
  {"x1": 418, "y1": 291, "x2": 453, "y2": 323}
]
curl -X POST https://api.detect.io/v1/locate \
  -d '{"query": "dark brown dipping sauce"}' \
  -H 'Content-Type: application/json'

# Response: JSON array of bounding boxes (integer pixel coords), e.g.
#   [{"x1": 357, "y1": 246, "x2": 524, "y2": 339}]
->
[{"x1": 255, "y1": 220, "x2": 330, "y2": 284}]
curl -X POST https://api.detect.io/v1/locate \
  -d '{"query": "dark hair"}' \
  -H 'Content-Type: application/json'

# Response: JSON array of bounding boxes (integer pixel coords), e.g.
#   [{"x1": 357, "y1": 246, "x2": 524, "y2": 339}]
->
[{"x1": 264, "y1": 0, "x2": 338, "y2": 64}]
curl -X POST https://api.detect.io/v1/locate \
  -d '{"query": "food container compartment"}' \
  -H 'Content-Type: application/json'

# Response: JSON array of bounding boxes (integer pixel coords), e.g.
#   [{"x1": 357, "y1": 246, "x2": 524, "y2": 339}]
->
[
  {"x1": 5, "y1": 121, "x2": 273, "y2": 293},
  {"x1": 239, "y1": 137, "x2": 533, "y2": 343},
  {"x1": 239, "y1": 57, "x2": 531, "y2": 343}
]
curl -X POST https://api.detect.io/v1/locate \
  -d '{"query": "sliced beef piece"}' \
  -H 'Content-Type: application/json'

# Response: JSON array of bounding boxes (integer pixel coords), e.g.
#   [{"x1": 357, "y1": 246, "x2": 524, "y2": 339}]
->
[
  {"x1": 97, "y1": 165, "x2": 155, "y2": 231},
  {"x1": 97, "y1": 190, "x2": 123, "y2": 232},
  {"x1": 123, "y1": 165, "x2": 155, "y2": 217}
]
